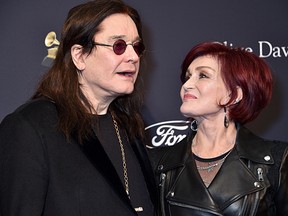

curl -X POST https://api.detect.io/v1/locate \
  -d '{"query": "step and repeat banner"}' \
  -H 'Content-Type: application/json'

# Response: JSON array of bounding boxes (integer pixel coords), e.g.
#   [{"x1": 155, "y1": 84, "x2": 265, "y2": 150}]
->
[{"x1": 1, "y1": 1, "x2": 287, "y2": 147}]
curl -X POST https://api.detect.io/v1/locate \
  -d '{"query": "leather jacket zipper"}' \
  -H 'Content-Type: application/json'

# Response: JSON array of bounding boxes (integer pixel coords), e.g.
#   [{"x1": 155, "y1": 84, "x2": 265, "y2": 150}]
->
[
  {"x1": 159, "y1": 173, "x2": 167, "y2": 216},
  {"x1": 168, "y1": 201, "x2": 223, "y2": 216},
  {"x1": 250, "y1": 167, "x2": 264, "y2": 215},
  {"x1": 257, "y1": 167, "x2": 264, "y2": 181}
]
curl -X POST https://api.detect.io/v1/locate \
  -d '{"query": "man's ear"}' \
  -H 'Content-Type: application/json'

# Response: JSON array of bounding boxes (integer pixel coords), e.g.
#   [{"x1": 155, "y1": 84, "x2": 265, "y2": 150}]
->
[{"x1": 71, "y1": 44, "x2": 86, "y2": 71}]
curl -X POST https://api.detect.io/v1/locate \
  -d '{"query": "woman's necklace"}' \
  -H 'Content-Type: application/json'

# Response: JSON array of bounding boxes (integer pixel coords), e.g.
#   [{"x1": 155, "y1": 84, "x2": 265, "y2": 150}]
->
[
  {"x1": 192, "y1": 136, "x2": 235, "y2": 173},
  {"x1": 111, "y1": 115, "x2": 130, "y2": 197},
  {"x1": 195, "y1": 149, "x2": 232, "y2": 172}
]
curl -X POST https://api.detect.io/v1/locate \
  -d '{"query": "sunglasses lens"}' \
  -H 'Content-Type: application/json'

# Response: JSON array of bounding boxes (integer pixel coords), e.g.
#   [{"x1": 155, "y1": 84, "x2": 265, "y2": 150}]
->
[
  {"x1": 113, "y1": 40, "x2": 127, "y2": 55},
  {"x1": 133, "y1": 42, "x2": 145, "y2": 56},
  {"x1": 112, "y1": 39, "x2": 145, "y2": 56}
]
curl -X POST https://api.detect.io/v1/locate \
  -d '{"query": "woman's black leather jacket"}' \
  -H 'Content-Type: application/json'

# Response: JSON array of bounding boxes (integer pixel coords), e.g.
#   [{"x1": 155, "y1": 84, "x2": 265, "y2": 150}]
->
[{"x1": 149, "y1": 126, "x2": 288, "y2": 216}]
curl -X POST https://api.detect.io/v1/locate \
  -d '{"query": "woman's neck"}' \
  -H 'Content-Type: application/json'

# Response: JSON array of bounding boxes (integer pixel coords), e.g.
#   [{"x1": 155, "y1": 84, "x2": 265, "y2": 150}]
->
[{"x1": 191, "y1": 121, "x2": 237, "y2": 158}]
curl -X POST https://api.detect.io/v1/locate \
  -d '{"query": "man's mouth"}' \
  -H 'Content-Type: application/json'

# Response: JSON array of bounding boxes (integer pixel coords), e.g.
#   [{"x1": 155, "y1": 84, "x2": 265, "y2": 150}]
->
[{"x1": 117, "y1": 71, "x2": 135, "y2": 77}]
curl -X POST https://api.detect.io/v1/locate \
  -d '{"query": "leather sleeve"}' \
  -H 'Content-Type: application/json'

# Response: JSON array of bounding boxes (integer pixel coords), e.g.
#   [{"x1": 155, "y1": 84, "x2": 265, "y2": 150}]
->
[
  {"x1": 0, "y1": 112, "x2": 48, "y2": 216},
  {"x1": 274, "y1": 146, "x2": 288, "y2": 215}
]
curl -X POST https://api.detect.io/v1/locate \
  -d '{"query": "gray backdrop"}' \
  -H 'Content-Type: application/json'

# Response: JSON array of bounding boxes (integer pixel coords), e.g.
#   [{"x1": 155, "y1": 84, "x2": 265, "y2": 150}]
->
[{"x1": 1, "y1": 0, "x2": 287, "y2": 147}]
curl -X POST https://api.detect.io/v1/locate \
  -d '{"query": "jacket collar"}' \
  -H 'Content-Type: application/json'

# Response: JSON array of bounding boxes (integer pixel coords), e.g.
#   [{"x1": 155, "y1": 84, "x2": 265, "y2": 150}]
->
[
  {"x1": 157, "y1": 124, "x2": 274, "y2": 173},
  {"x1": 235, "y1": 124, "x2": 274, "y2": 164}
]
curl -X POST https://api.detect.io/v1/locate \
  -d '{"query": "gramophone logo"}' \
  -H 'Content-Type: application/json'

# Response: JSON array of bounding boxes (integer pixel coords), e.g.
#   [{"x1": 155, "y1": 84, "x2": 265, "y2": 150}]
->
[
  {"x1": 42, "y1": 31, "x2": 60, "y2": 67},
  {"x1": 145, "y1": 120, "x2": 190, "y2": 148}
]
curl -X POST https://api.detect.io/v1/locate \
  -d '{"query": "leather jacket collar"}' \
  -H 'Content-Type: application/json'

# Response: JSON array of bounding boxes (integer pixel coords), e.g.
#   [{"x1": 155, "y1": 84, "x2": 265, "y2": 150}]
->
[{"x1": 157, "y1": 124, "x2": 274, "y2": 173}]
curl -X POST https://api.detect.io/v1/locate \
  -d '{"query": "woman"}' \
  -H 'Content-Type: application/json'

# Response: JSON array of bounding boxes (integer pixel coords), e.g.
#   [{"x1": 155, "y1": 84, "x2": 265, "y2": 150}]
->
[
  {"x1": 150, "y1": 42, "x2": 288, "y2": 215},
  {"x1": 0, "y1": 0, "x2": 157, "y2": 215}
]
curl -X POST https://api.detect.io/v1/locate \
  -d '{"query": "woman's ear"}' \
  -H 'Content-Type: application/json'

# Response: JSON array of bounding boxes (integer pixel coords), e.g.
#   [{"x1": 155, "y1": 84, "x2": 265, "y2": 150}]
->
[
  {"x1": 235, "y1": 86, "x2": 243, "y2": 103},
  {"x1": 221, "y1": 89, "x2": 232, "y2": 105},
  {"x1": 71, "y1": 44, "x2": 86, "y2": 71}
]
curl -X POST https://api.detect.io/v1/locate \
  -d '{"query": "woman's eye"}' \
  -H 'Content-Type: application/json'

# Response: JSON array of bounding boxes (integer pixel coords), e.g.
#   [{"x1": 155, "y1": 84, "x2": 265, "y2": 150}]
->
[{"x1": 199, "y1": 73, "x2": 208, "y2": 79}]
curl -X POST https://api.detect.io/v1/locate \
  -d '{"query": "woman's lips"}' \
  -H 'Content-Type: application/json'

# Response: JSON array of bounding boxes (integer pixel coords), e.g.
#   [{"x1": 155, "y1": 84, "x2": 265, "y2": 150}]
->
[{"x1": 183, "y1": 93, "x2": 197, "y2": 100}]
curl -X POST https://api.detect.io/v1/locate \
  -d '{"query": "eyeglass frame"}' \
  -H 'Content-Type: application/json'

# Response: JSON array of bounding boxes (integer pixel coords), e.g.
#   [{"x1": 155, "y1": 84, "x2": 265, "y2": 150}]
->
[{"x1": 92, "y1": 39, "x2": 145, "y2": 57}]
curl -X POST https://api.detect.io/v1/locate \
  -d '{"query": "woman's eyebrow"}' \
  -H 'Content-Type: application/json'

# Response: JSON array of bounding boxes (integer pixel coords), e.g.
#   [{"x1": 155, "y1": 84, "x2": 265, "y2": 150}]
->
[{"x1": 195, "y1": 66, "x2": 216, "y2": 72}]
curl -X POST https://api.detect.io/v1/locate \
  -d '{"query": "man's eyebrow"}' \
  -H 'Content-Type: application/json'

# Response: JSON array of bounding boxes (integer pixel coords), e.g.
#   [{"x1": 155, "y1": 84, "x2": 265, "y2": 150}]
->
[
  {"x1": 109, "y1": 35, "x2": 125, "y2": 40},
  {"x1": 108, "y1": 35, "x2": 141, "y2": 42}
]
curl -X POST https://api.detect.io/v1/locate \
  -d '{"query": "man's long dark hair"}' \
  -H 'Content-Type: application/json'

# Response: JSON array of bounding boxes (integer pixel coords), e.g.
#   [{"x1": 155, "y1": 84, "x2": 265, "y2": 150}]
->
[{"x1": 33, "y1": 0, "x2": 145, "y2": 144}]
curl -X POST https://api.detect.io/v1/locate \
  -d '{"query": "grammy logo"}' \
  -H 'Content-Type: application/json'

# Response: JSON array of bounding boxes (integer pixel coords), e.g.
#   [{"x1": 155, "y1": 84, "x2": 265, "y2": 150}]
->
[{"x1": 42, "y1": 31, "x2": 60, "y2": 67}]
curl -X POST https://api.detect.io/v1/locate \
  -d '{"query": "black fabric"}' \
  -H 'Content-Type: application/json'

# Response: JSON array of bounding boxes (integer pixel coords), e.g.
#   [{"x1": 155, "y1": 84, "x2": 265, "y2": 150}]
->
[
  {"x1": 93, "y1": 114, "x2": 154, "y2": 216},
  {"x1": 0, "y1": 98, "x2": 156, "y2": 216}
]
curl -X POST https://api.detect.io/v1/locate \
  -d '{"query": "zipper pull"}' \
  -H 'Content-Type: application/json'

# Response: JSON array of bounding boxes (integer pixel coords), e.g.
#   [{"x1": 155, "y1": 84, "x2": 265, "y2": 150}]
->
[
  {"x1": 257, "y1": 167, "x2": 264, "y2": 181},
  {"x1": 160, "y1": 173, "x2": 166, "y2": 186}
]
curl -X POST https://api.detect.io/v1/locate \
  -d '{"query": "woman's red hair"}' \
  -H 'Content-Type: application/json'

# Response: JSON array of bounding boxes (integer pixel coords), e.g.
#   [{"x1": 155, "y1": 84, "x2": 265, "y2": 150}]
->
[{"x1": 181, "y1": 42, "x2": 273, "y2": 124}]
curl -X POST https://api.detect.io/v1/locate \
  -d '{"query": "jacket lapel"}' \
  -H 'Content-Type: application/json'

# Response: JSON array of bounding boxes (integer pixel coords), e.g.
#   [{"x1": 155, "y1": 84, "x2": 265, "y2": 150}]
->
[
  {"x1": 130, "y1": 139, "x2": 158, "y2": 207},
  {"x1": 168, "y1": 158, "x2": 222, "y2": 213},
  {"x1": 157, "y1": 135, "x2": 223, "y2": 213},
  {"x1": 80, "y1": 134, "x2": 132, "y2": 208},
  {"x1": 209, "y1": 150, "x2": 265, "y2": 210}
]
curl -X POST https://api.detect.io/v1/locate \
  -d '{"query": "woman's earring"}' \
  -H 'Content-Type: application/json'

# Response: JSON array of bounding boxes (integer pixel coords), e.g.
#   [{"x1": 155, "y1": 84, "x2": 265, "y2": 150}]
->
[
  {"x1": 224, "y1": 107, "x2": 229, "y2": 128},
  {"x1": 190, "y1": 119, "x2": 198, "y2": 131}
]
